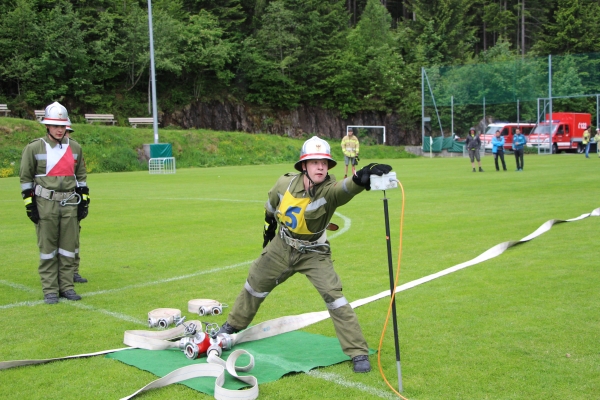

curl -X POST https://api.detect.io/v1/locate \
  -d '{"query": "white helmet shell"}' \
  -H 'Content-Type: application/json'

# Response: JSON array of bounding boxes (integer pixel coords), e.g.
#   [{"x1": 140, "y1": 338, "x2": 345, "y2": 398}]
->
[
  {"x1": 66, "y1": 119, "x2": 74, "y2": 132},
  {"x1": 294, "y1": 136, "x2": 337, "y2": 171},
  {"x1": 40, "y1": 102, "x2": 70, "y2": 126}
]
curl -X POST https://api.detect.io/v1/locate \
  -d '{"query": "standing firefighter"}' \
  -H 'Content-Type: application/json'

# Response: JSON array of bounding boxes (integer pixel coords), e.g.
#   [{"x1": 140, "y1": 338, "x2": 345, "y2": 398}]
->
[
  {"x1": 19, "y1": 102, "x2": 90, "y2": 304},
  {"x1": 218, "y1": 136, "x2": 392, "y2": 373},
  {"x1": 341, "y1": 128, "x2": 360, "y2": 178}
]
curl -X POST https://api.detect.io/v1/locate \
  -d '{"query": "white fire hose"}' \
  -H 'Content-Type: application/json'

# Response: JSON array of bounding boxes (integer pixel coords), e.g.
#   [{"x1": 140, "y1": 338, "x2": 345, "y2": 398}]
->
[
  {"x1": 147, "y1": 308, "x2": 182, "y2": 328},
  {"x1": 188, "y1": 299, "x2": 227, "y2": 317}
]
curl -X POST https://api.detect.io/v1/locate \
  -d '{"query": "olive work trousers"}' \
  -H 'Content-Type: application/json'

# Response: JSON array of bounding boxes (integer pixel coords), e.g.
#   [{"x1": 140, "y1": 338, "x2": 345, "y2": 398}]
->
[
  {"x1": 227, "y1": 234, "x2": 369, "y2": 358},
  {"x1": 34, "y1": 196, "x2": 78, "y2": 295},
  {"x1": 73, "y1": 224, "x2": 81, "y2": 274}
]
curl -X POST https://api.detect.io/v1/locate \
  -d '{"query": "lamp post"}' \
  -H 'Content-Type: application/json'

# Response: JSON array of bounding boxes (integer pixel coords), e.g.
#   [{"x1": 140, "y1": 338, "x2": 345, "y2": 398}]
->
[{"x1": 147, "y1": 0, "x2": 159, "y2": 144}]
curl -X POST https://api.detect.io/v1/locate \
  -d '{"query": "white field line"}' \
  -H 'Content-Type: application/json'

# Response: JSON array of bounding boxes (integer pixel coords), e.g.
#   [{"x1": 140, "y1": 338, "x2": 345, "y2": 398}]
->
[
  {"x1": 84, "y1": 261, "x2": 253, "y2": 297},
  {"x1": 255, "y1": 352, "x2": 394, "y2": 399},
  {"x1": 0, "y1": 279, "x2": 39, "y2": 293},
  {"x1": 306, "y1": 370, "x2": 397, "y2": 399},
  {"x1": 0, "y1": 261, "x2": 252, "y2": 309},
  {"x1": 66, "y1": 301, "x2": 147, "y2": 325}
]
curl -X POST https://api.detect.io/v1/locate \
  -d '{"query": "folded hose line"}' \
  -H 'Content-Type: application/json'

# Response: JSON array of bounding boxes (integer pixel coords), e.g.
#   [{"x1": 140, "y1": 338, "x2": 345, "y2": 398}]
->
[
  {"x1": 1, "y1": 207, "x2": 598, "y2": 396},
  {"x1": 120, "y1": 350, "x2": 258, "y2": 400}
]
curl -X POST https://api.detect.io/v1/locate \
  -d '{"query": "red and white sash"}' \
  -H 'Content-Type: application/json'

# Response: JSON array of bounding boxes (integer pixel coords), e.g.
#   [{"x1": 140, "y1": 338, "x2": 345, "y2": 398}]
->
[{"x1": 40, "y1": 139, "x2": 75, "y2": 177}]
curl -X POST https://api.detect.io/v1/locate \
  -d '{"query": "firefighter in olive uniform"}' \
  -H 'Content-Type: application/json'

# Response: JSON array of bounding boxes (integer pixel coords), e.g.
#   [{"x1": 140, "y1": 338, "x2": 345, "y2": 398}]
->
[
  {"x1": 19, "y1": 102, "x2": 90, "y2": 304},
  {"x1": 219, "y1": 136, "x2": 392, "y2": 373}
]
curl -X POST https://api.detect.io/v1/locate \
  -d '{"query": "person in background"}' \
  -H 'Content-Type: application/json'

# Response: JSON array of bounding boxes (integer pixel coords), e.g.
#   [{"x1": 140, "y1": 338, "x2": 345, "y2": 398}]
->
[
  {"x1": 582, "y1": 126, "x2": 591, "y2": 158},
  {"x1": 512, "y1": 128, "x2": 527, "y2": 171},
  {"x1": 341, "y1": 128, "x2": 360, "y2": 178},
  {"x1": 218, "y1": 136, "x2": 393, "y2": 373},
  {"x1": 19, "y1": 102, "x2": 90, "y2": 304},
  {"x1": 65, "y1": 124, "x2": 89, "y2": 283},
  {"x1": 465, "y1": 127, "x2": 484, "y2": 172},
  {"x1": 491, "y1": 129, "x2": 507, "y2": 171}
]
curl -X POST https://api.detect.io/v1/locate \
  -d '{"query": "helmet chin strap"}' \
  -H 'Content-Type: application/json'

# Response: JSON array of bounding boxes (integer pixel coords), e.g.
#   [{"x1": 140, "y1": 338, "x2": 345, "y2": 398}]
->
[
  {"x1": 47, "y1": 129, "x2": 64, "y2": 149},
  {"x1": 302, "y1": 162, "x2": 326, "y2": 198}
]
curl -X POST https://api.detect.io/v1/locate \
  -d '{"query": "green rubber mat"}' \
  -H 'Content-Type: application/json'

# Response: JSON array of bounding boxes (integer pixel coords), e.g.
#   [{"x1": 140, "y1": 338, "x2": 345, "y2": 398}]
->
[{"x1": 107, "y1": 330, "x2": 374, "y2": 396}]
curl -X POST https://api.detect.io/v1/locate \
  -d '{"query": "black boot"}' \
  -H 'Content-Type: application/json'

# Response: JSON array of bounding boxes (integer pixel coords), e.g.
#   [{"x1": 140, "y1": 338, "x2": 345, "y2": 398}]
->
[
  {"x1": 59, "y1": 289, "x2": 82, "y2": 301},
  {"x1": 217, "y1": 321, "x2": 241, "y2": 335},
  {"x1": 44, "y1": 293, "x2": 59, "y2": 305},
  {"x1": 74, "y1": 273, "x2": 88, "y2": 283},
  {"x1": 352, "y1": 355, "x2": 371, "y2": 373}
]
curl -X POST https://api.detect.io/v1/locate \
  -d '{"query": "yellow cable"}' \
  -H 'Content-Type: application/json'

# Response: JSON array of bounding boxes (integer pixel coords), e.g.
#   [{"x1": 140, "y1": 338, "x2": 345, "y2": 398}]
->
[{"x1": 377, "y1": 180, "x2": 409, "y2": 400}]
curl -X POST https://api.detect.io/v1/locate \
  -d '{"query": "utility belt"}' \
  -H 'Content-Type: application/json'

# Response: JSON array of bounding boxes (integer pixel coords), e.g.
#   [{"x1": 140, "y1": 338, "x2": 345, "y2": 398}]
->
[
  {"x1": 279, "y1": 227, "x2": 330, "y2": 254},
  {"x1": 35, "y1": 185, "x2": 80, "y2": 206}
]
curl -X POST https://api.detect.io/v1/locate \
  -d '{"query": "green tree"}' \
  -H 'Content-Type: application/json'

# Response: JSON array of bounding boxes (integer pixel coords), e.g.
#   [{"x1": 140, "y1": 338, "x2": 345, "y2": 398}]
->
[
  {"x1": 241, "y1": 0, "x2": 302, "y2": 108},
  {"x1": 411, "y1": 0, "x2": 478, "y2": 65},
  {"x1": 182, "y1": 10, "x2": 235, "y2": 100},
  {"x1": 533, "y1": 0, "x2": 600, "y2": 54},
  {"x1": 0, "y1": 0, "x2": 42, "y2": 102},
  {"x1": 343, "y1": 0, "x2": 405, "y2": 113}
]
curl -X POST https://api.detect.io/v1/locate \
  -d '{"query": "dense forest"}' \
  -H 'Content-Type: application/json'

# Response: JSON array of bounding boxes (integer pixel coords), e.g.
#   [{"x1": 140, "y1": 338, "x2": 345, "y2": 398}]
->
[{"x1": 1, "y1": 0, "x2": 600, "y2": 141}]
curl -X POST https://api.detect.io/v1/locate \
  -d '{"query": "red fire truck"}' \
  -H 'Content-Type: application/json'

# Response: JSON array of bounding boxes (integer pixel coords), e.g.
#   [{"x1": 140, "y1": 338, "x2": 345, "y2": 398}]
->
[{"x1": 528, "y1": 112, "x2": 591, "y2": 153}]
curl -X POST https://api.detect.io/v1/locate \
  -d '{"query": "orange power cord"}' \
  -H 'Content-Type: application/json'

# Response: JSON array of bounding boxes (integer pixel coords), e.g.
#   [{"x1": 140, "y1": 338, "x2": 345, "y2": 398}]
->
[{"x1": 376, "y1": 180, "x2": 409, "y2": 400}]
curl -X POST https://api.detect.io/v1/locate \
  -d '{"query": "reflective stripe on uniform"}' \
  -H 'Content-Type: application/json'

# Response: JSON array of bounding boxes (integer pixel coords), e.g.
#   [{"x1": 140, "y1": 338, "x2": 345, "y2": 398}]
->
[
  {"x1": 21, "y1": 182, "x2": 34, "y2": 190},
  {"x1": 244, "y1": 280, "x2": 269, "y2": 298},
  {"x1": 40, "y1": 250, "x2": 57, "y2": 260},
  {"x1": 75, "y1": 248, "x2": 79, "y2": 254},
  {"x1": 341, "y1": 179, "x2": 350, "y2": 194},
  {"x1": 58, "y1": 248, "x2": 76, "y2": 258},
  {"x1": 78, "y1": 182, "x2": 87, "y2": 187},
  {"x1": 35, "y1": 154, "x2": 47, "y2": 160},
  {"x1": 23, "y1": 197, "x2": 32, "y2": 205},
  {"x1": 326, "y1": 296, "x2": 348, "y2": 310},
  {"x1": 306, "y1": 197, "x2": 326, "y2": 212},
  {"x1": 265, "y1": 201, "x2": 276, "y2": 214}
]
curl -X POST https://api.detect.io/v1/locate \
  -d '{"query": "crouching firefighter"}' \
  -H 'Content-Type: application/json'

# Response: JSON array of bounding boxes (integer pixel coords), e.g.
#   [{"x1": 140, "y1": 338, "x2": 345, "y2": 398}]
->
[
  {"x1": 218, "y1": 136, "x2": 392, "y2": 373},
  {"x1": 19, "y1": 102, "x2": 90, "y2": 304}
]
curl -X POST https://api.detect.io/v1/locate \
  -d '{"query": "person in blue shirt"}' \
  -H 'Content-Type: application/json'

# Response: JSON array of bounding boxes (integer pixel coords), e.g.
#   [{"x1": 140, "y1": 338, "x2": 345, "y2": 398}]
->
[
  {"x1": 512, "y1": 128, "x2": 527, "y2": 171},
  {"x1": 491, "y1": 130, "x2": 507, "y2": 171}
]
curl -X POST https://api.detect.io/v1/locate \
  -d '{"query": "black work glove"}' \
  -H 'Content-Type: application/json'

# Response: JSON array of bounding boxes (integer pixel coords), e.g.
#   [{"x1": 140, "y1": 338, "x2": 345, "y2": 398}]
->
[
  {"x1": 352, "y1": 163, "x2": 393, "y2": 191},
  {"x1": 76, "y1": 187, "x2": 90, "y2": 221},
  {"x1": 22, "y1": 189, "x2": 39, "y2": 224},
  {"x1": 262, "y1": 211, "x2": 277, "y2": 248}
]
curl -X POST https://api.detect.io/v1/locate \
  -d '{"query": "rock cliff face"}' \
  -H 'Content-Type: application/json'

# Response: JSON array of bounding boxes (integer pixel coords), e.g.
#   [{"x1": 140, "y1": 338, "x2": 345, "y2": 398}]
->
[{"x1": 165, "y1": 101, "x2": 420, "y2": 145}]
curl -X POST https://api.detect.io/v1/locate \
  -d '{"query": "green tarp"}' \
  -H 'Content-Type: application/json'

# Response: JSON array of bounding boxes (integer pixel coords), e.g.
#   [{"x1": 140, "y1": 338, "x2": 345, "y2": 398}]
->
[
  {"x1": 449, "y1": 140, "x2": 466, "y2": 153},
  {"x1": 422, "y1": 136, "x2": 465, "y2": 153},
  {"x1": 106, "y1": 330, "x2": 375, "y2": 397},
  {"x1": 422, "y1": 136, "x2": 443, "y2": 152},
  {"x1": 150, "y1": 143, "x2": 173, "y2": 158}
]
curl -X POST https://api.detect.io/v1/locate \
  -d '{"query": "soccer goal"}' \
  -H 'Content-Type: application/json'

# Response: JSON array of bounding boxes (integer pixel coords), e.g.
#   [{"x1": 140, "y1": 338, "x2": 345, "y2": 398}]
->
[{"x1": 149, "y1": 157, "x2": 176, "y2": 174}]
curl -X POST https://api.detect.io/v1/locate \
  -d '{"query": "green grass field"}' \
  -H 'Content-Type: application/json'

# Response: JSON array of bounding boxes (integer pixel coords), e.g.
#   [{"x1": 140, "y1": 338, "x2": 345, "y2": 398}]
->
[{"x1": 1, "y1": 153, "x2": 599, "y2": 400}]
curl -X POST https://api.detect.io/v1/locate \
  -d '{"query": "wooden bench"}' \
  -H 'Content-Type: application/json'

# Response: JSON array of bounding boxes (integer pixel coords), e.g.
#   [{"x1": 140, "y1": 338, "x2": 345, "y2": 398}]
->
[
  {"x1": 0, "y1": 104, "x2": 11, "y2": 117},
  {"x1": 85, "y1": 114, "x2": 116, "y2": 125},
  {"x1": 35, "y1": 110, "x2": 45, "y2": 122},
  {"x1": 128, "y1": 117, "x2": 155, "y2": 128}
]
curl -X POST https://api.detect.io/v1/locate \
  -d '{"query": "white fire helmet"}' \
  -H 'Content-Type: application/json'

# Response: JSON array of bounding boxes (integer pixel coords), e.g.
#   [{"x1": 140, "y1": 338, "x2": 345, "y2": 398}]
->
[
  {"x1": 40, "y1": 102, "x2": 70, "y2": 126},
  {"x1": 294, "y1": 136, "x2": 337, "y2": 171},
  {"x1": 66, "y1": 120, "x2": 74, "y2": 132}
]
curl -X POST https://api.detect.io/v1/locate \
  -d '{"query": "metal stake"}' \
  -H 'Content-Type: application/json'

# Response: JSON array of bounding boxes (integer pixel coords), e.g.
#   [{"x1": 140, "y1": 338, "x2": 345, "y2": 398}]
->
[{"x1": 382, "y1": 190, "x2": 403, "y2": 392}]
